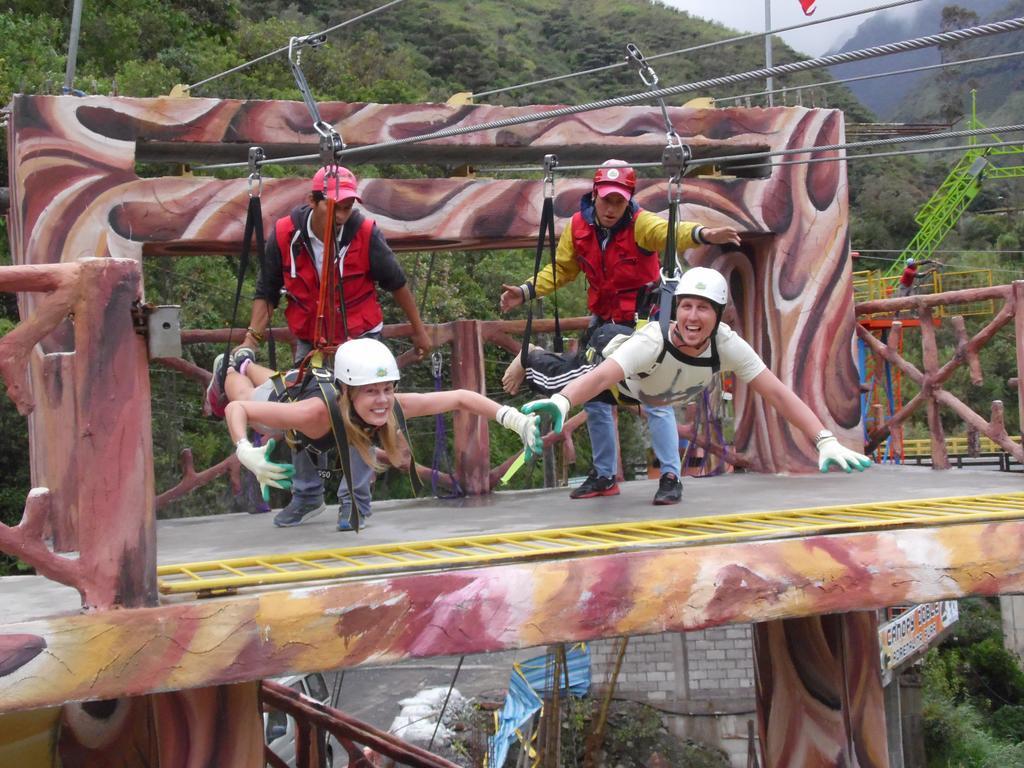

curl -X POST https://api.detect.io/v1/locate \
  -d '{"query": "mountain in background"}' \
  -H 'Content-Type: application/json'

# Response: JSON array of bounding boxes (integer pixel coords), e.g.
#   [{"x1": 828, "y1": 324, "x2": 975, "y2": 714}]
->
[{"x1": 825, "y1": 0, "x2": 1022, "y2": 122}]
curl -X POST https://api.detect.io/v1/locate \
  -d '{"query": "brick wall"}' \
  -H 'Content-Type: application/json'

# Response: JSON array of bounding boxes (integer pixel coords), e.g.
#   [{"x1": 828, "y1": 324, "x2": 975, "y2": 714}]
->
[{"x1": 589, "y1": 625, "x2": 757, "y2": 767}]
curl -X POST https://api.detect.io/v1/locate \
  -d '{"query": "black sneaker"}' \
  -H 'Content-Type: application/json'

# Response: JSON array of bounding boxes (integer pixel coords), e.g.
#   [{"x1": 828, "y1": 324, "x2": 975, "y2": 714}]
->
[
  {"x1": 569, "y1": 470, "x2": 620, "y2": 499},
  {"x1": 653, "y1": 473, "x2": 682, "y2": 505}
]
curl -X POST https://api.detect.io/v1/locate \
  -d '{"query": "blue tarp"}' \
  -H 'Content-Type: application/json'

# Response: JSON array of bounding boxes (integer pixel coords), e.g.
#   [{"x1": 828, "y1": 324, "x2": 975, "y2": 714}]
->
[{"x1": 487, "y1": 644, "x2": 591, "y2": 767}]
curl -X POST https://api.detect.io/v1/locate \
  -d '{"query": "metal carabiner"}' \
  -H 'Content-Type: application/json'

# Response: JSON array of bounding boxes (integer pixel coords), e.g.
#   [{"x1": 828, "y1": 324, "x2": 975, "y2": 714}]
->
[
  {"x1": 542, "y1": 153, "x2": 558, "y2": 200},
  {"x1": 247, "y1": 146, "x2": 265, "y2": 198},
  {"x1": 430, "y1": 350, "x2": 443, "y2": 380},
  {"x1": 625, "y1": 43, "x2": 659, "y2": 88}
]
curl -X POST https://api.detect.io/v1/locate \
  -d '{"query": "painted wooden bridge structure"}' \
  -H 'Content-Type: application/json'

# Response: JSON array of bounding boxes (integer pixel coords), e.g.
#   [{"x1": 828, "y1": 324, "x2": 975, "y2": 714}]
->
[{"x1": 0, "y1": 93, "x2": 1022, "y2": 766}]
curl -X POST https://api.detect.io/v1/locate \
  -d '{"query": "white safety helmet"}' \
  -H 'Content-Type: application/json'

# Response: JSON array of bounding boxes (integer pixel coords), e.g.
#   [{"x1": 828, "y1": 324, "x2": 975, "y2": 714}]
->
[
  {"x1": 674, "y1": 267, "x2": 728, "y2": 308},
  {"x1": 906, "y1": 257, "x2": 916, "y2": 266},
  {"x1": 333, "y1": 338, "x2": 400, "y2": 386}
]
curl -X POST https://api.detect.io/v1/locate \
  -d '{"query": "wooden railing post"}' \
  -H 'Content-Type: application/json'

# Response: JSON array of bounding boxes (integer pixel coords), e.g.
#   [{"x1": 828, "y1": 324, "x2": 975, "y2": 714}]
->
[
  {"x1": 449, "y1": 320, "x2": 490, "y2": 494},
  {"x1": 918, "y1": 305, "x2": 949, "y2": 470},
  {"x1": 73, "y1": 259, "x2": 156, "y2": 608}
]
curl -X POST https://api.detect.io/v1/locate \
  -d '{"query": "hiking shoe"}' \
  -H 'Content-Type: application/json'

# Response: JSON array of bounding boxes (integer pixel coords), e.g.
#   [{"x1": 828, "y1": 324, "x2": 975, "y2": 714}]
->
[
  {"x1": 273, "y1": 498, "x2": 327, "y2": 528},
  {"x1": 230, "y1": 346, "x2": 257, "y2": 376},
  {"x1": 205, "y1": 353, "x2": 229, "y2": 419},
  {"x1": 569, "y1": 470, "x2": 620, "y2": 499},
  {"x1": 653, "y1": 473, "x2": 682, "y2": 505}
]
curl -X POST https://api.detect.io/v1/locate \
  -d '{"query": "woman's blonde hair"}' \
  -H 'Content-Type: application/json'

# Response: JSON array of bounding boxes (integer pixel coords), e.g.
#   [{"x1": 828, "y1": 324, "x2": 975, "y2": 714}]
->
[{"x1": 339, "y1": 384, "x2": 406, "y2": 471}]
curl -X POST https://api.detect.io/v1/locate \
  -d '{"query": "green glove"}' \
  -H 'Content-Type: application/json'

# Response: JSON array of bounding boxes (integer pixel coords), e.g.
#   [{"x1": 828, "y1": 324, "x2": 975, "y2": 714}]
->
[
  {"x1": 521, "y1": 393, "x2": 570, "y2": 435},
  {"x1": 235, "y1": 437, "x2": 295, "y2": 502}
]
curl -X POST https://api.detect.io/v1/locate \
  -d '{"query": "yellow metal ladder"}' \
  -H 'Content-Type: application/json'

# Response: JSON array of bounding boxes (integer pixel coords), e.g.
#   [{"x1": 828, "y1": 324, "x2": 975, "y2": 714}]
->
[{"x1": 158, "y1": 492, "x2": 1024, "y2": 597}]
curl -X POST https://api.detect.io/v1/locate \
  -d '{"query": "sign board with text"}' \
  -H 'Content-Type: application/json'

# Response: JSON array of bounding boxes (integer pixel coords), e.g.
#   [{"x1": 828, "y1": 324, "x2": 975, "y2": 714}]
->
[{"x1": 879, "y1": 601, "x2": 958, "y2": 671}]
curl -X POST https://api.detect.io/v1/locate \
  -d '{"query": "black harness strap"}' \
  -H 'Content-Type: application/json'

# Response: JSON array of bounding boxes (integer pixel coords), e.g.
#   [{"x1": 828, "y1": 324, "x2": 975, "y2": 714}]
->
[
  {"x1": 521, "y1": 155, "x2": 562, "y2": 368},
  {"x1": 391, "y1": 399, "x2": 424, "y2": 496},
  {"x1": 311, "y1": 369, "x2": 359, "y2": 531},
  {"x1": 658, "y1": 321, "x2": 720, "y2": 374},
  {"x1": 655, "y1": 194, "x2": 679, "y2": 339},
  {"x1": 220, "y1": 181, "x2": 265, "y2": 390}
]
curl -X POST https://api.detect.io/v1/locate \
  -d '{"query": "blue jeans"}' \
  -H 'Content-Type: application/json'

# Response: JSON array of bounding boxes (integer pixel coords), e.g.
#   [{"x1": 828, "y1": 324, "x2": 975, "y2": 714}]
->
[
  {"x1": 289, "y1": 339, "x2": 375, "y2": 517},
  {"x1": 584, "y1": 401, "x2": 680, "y2": 479}
]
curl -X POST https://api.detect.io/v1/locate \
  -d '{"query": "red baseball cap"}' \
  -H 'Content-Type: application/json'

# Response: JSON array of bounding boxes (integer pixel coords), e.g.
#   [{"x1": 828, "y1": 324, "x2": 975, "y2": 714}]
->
[
  {"x1": 595, "y1": 180, "x2": 633, "y2": 201},
  {"x1": 312, "y1": 165, "x2": 361, "y2": 203},
  {"x1": 593, "y1": 161, "x2": 636, "y2": 201}
]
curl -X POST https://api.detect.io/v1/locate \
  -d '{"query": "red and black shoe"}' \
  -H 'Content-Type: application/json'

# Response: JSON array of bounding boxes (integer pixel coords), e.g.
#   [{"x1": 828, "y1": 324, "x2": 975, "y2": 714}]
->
[
  {"x1": 653, "y1": 472, "x2": 683, "y2": 505},
  {"x1": 569, "y1": 470, "x2": 620, "y2": 499}
]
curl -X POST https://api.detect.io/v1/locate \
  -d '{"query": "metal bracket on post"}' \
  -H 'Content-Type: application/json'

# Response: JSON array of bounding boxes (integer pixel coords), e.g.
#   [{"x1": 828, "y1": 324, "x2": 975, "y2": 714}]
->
[{"x1": 131, "y1": 302, "x2": 182, "y2": 359}]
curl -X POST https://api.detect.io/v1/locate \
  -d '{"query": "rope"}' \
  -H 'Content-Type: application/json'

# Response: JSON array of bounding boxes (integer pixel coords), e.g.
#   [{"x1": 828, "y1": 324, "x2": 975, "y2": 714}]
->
[
  {"x1": 212, "y1": 17, "x2": 1023, "y2": 170},
  {"x1": 470, "y1": 0, "x2": 926, "y2": 99},
  {"x1": 186, "y1": 0, "x2": 408, "y2": 92}
]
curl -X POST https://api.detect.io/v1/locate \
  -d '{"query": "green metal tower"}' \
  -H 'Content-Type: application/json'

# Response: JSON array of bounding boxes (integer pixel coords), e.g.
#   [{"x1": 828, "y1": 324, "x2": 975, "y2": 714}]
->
[{"x1": 884, "y1": 91, "x2": 1024, "y2": 278}]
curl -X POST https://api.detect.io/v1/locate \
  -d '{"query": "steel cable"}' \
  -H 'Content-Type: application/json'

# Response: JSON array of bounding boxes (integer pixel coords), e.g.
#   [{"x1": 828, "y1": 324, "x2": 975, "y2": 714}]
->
[
  {"x1": 470, "y1": 0, "x2": 926, "y2": 99},
  {"x1": 197, "y1": 17, "x2": 1022, "y2": 170},
  {"x1": 478, "y1": 123, "x2": 1024, "y2": 175},
  {"x1": 187, "y1": 0, "x2": 408, "y2": 92},
  {"x1": 726, "y1": 49, "x2": 1024, "y2": 104}
]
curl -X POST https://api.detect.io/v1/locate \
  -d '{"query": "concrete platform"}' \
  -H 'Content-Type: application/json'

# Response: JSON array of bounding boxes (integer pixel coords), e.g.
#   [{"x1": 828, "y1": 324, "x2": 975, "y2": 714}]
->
[{"x1": 2, "y1": 465, "x2": 1021, "y2": 625}]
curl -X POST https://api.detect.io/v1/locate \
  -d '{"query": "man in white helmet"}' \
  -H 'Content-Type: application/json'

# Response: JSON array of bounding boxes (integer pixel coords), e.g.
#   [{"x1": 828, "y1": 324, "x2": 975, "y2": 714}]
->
[
  {"x1": 499, "y1": 160, "x2": 741, "y2": 505},
  {"x1": 511, "y1": 267, "x2": 871, "y2": 485}
]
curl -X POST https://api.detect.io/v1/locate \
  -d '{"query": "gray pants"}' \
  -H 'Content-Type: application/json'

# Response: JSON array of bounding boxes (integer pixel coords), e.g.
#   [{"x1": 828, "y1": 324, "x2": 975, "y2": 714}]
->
[{"x1": 289, "y1": 339, "x2": 375, "y2": 518}]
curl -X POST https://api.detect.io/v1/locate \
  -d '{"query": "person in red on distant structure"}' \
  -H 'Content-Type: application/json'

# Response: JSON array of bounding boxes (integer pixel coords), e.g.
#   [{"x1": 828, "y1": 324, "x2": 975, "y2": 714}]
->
[{"x1": 897, "y1": 257, "x2": 942, "y2": 298}]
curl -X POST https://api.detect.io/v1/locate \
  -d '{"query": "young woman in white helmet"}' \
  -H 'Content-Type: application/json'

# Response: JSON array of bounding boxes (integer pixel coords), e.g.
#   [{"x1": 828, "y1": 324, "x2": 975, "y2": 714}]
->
[
  {"x1": 509, "y1": 266, "x2": 871, "y2": 477},
  {"x1": 220, "y1": 338, "x2": 542, "y2": 530}
]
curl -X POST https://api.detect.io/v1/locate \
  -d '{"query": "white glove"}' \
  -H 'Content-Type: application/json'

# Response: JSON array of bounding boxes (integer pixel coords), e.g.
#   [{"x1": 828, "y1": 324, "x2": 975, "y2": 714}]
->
[
  {"x1": 521, "y1": 393, "x2": 570, "y2": 433},
  {"x1": 235, "y1": 437, "x2": 294, "y2": 501},
  {"x1": 497, "y1": 405, "x2": 543, "y2": 456},
  {"x1": 817, "y1": 435, "x2": 872, "y2": 473}
]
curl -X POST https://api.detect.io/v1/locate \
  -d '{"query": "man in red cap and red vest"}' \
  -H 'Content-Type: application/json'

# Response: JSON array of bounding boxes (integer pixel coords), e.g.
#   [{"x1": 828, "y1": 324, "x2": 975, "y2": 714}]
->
[
  {"x1": 230, "y1": 165, "x2": 431, "y2": 528},
  {"x1": 499, "y1": 160, "x2": 740, "y2": 505}
]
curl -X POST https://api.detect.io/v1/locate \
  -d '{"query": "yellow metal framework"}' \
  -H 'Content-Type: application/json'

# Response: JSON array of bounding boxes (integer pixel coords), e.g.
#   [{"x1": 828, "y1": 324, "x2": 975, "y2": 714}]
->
[
  {"x1": 158, "y1": 492, "x2": 1024, "y2": 596},
  {"x1": 852, "y1": 268, "x2": 993, "y2": 317},
  {"x1": 903, "y1": 435, "x2": 1021, "y2": 457}
]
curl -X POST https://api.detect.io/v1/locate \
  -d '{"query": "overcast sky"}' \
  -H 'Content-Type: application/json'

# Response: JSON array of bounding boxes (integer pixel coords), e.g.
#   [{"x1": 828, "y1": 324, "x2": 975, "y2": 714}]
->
[{"x1": 662, "y1": 0, "x2": 921, "y2": 55}]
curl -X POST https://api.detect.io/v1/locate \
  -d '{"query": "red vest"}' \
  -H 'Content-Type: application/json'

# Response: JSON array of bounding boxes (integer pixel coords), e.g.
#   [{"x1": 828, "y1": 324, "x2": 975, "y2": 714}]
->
[
  {"x1": 275, "y1": 215, "x2": 382, "y2": 343},
  {"x1": 571, "y1": 210, "x2": 661, "y2": 323}
]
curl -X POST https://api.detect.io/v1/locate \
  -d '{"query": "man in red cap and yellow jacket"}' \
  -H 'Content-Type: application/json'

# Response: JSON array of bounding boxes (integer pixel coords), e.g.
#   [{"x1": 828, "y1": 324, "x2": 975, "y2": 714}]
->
[{"x1": 500, "y1": 160, "x2": 740, "y2": 506}]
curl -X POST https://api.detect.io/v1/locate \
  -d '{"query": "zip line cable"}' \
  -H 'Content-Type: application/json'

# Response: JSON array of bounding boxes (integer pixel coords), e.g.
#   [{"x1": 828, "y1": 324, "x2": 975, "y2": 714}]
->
[
  {"x1": 470, "y1": 0, "x2": 925, "y2": 99},
  {"x1": 186, "y1": 0, "x2": 407, "y2": 93},
  {"x1": 478, "y1": 123, "x2": 1024, "y2": 176},
  {"x1": 195, "y1": 16, "x2": 1024, "y2": 171},
  {"x1": 726, "y1": 49, "x2": 1024, "y2": 105},
  {"x1": 726, "y1": 138, "x2": 1012, "y2": 173}
]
